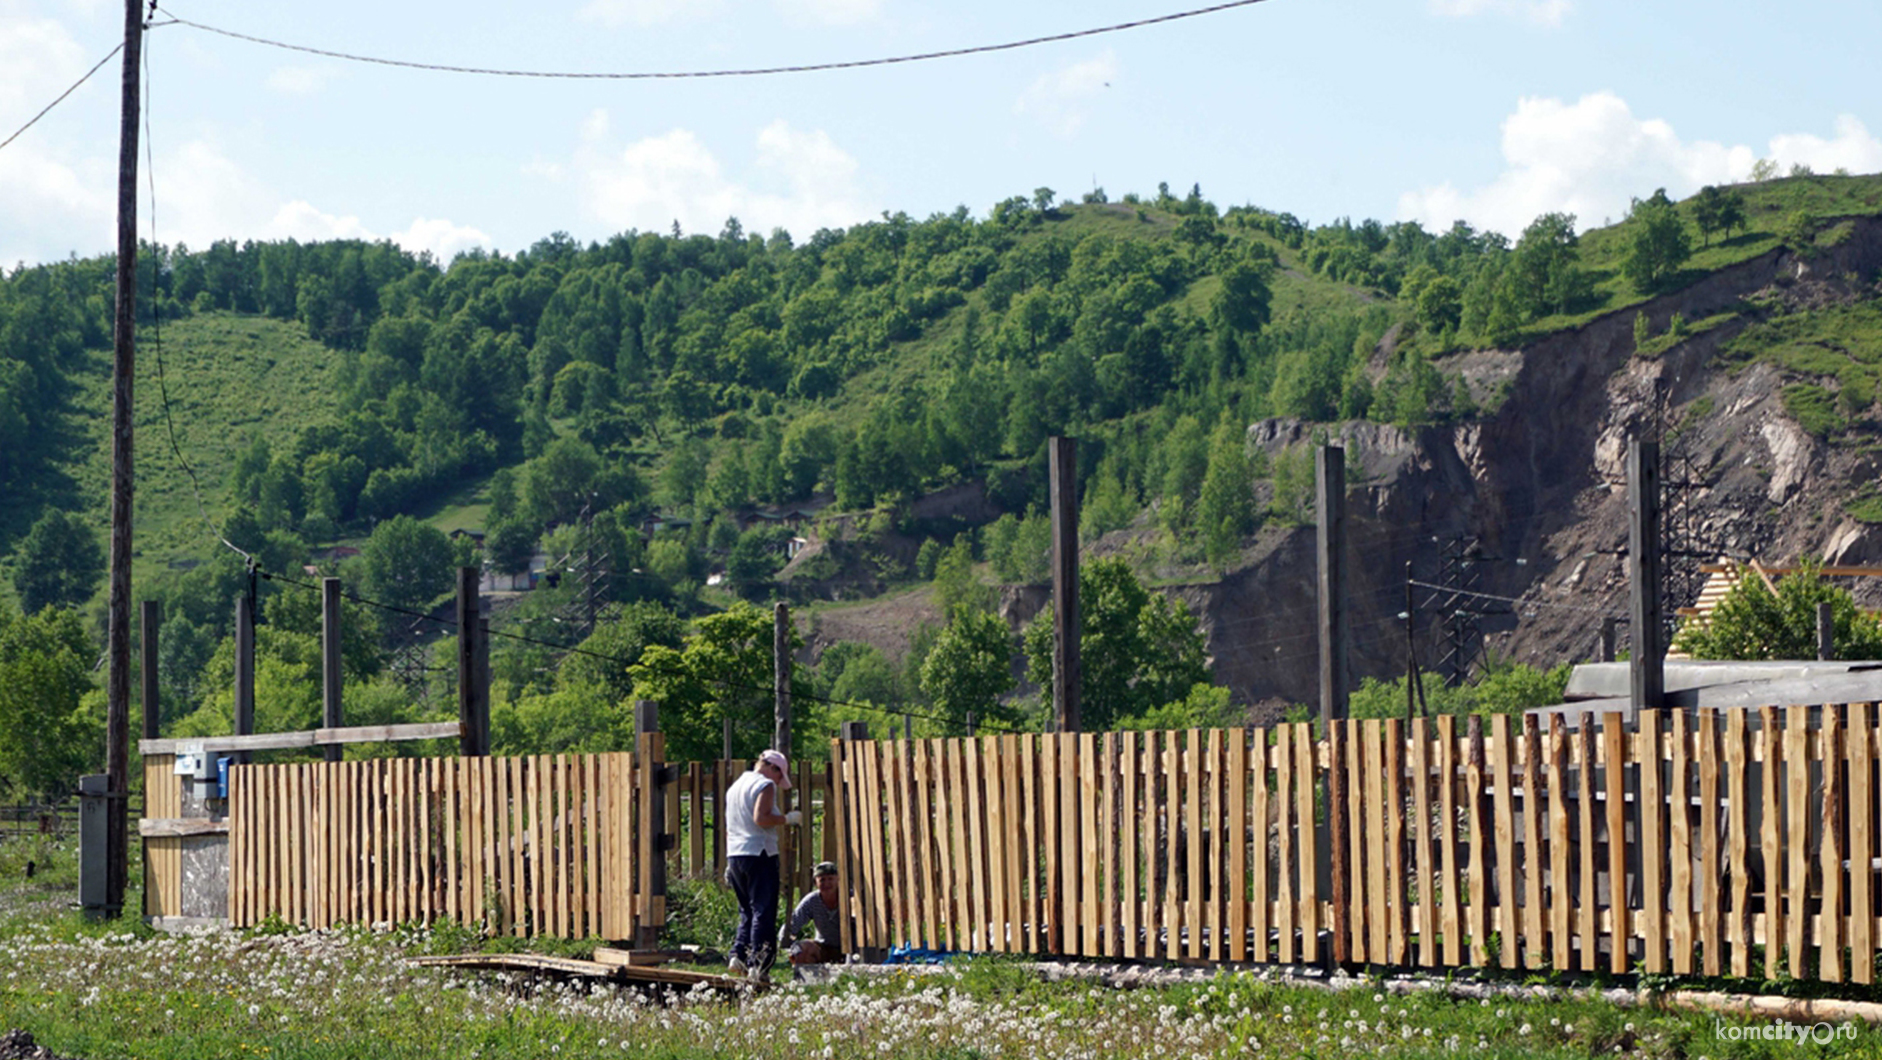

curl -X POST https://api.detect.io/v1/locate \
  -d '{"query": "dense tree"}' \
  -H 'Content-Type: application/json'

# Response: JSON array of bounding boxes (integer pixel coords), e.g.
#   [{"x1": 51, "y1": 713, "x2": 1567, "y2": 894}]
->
[
  {"x1": 0, "y1": 602, "x2": 99, "y2": 800},
  {"x1": 358, "y1": 515, "x2": 455, "y2": 615},
  {"x1": 1673, "y1": 563, "x2": 1882, "y2": 661},
  {"x1": 1195, "y1": 418, "x2": 1257, "y2": 568},
  {"x1": 1621, "y1": 189, "x2": 1692, "y2": 292},
  {"x1": 1022, "y1": 558, "x2": 1211, "y2": 730},
  {"x1": 1690, "y1": 185, "x2": 1747, "y2": 246},
  {"x1": 628, "y1": 602, "x2": 814, "y2": 761},
  {"x1": 918, "y1": 607, "x2": 1018, "y2": 733},
  {"x1": 12, "y1": 509, "x2": 104, "y2": 613}
]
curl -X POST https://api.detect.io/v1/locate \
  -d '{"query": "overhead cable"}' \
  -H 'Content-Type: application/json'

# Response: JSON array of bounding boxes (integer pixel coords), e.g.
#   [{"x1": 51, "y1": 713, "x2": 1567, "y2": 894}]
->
[{"x1": 153, "y1": 0, "x2": 1268, "y2": 81}]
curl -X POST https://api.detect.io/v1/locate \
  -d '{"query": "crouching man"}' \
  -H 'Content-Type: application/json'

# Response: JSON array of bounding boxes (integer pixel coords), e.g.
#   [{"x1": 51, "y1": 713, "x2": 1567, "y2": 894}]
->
[{"x1": 781, "y1": 861, "x2": 845, "y2": 969}]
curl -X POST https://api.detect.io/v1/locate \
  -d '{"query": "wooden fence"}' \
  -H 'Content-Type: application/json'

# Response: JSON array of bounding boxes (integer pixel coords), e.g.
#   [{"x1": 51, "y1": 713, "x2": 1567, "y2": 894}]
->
[
  {"x1": 225, "y1": 746, "x2": 656, "y2": 938},
  {"x1": 833, "y1": 707, "x2": 1882, "y2": 983}
]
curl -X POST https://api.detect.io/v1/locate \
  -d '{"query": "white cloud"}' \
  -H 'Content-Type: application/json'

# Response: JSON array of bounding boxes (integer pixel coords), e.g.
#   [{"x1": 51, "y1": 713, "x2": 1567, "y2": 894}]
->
[
  {"x1": 391, "y1": 217, "x2": 496, "y2": 263},
  {"x1": 575, "y1": 114, "x2": 871, "y2": 239},
  {"x1": 265, "y1": 65, "x2": 338, "y2": 95},
  {"x1": 0, "y1": 7, "x2": 115, "y2": 264},
  {"x1": 577, "y1": 0, "x2": 722, "y2": 28},
  {"x1": 1428, "y1": 0, "x2": 1571, "y2": 27},
  {"x1": 1014, "y1": 51, "x2": 1116, "y2": 139},
  {"x1": 1397, "y1": 92, "x2": 1882, "y2": 238},
  {"x1": 775, "y1": 0, "x2": 880, "y2": 25}
]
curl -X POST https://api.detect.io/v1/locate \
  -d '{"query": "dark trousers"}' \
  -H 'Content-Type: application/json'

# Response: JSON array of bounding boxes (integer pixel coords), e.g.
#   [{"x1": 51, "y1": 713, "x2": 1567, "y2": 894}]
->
[{"x1": 726, "y1": 854, "x2": 780, "y2": 971}]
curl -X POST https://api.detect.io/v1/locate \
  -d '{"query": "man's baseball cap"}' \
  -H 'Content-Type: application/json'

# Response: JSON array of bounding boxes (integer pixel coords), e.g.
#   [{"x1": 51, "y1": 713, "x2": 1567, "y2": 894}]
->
[
  {"x1": 814, "y1": 861, "x2": 838, "y2": 878},
  {"x1": 759, "y1": 749, "x2": 793, "y2": 789}
]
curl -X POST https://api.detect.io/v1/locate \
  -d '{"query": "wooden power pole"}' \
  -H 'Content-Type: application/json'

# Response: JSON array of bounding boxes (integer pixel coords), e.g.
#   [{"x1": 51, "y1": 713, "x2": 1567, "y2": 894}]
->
[
  {"x1": 104, "y1": 0, "x2": 145, "y2": 915},
  {"x1": 1316, "y1": 445, "x2": 1348, "y2": 724},
  {"x1": 1048, "y1": 436, "x2": 1080, "y2": 733},
  {"x1": 1627, "y1": 439, "x2": 1662, "y2": 712},
  {"x1": 773, "y1": 601, "x2": 791, "y2": 755}
]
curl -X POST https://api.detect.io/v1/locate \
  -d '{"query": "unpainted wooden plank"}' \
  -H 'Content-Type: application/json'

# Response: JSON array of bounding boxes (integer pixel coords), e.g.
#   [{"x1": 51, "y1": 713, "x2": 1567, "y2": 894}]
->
[
  {"x1": 1851, "y1": 704, "x2": 1875, "y2": 985},
  {"x1": 1759, "y1": 706, "x2": 1782, "y2": 973},
  {"x1": 984, "y1": 736, "x2": 1010, "y2": 953},
  {"x1": 1228, "y1": 729, "x2": 1248, "y2": 963},
  {"x1": 1412, "y1": 718, "x2": 1436, "y2": 967},
  {"x1": 1438, "y1": 715, "x2": 1461, "y2": 968},
  {"x1": 1062, "y1": 733, "x2": 1085, "y2": 956},
  {"x1": 966, "y1": 737, "x2": 991, "y2": 951},
  {"x1": 936, "y1": 738, "x2": 963, "y2": 950},
  {"x1": 1016, "y1": 735, "x2": 1039, "y2": 954},
  {"x1": 1820, "y1": 704, "x2": 1845, "y2": 982},
  {"x1": 1724, "y1": 712, "x2": 1750, "y2": 978},
  {"x1": 1636, "y1": 712, "x2": 1663, "y2": 974},
  {"x1": 1697, "y1": 713, "x2": 1722, "y2": 976},
  {"x1": 1669, "y1": 710, "x2": 1695, "y2": 974},
  {"x1": 1277, "y1": 725, "x2": 1299, "y2": 963},
  {"x1": 1251, "y1": 729, "x2": 1270, "y2": 964},
  {"x1": 1465, "y1": 716, "x2": 1488, "y2": 967},
  {"x1": 1384, "y1": 719, "x2": 1407, "y2": 966},
  {"x1": 1485, "y1": 715, "x2": 1515, "y2": 970},
  {"x1": 867, "y1": 741, "x2": 893, "y2": 949},
  {"x1": 1576, "y1": 714, "x2": 1597, "y2": 973},
  {"x1": 1521, "y1": 716, "x2": 1544, "y2": 971},
  {"x1": 1598, "y1": 714, "x2": 1627, "y2": 974},
  {"x1": 1097, "y1": 733, "x2": 1115, "y2": 958},
  {"x1": 1786, "y1": 705, "x2": 1810, "y2": 978},
  {"x1": 1181, "y1": 730, "x2": 1200, "y2": 960},
  {"x1": 913, "y1": 740, "x2": 939, "y2": 950},
  {"x1": 1294, "y1": 723, "x2": 1320, "y2": 964},
  {"x1": 883, "y1": 740, "x2": 910, "y2": 950},
  {"x1": 1546, "y1": 715, "x2": 1571, "y2": 972}
]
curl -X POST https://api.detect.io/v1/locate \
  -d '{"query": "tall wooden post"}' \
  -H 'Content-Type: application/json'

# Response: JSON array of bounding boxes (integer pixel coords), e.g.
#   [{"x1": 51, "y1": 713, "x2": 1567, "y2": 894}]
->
[
  {"x1": 636, "y1": 699, "x2": 666, "y2": 949},
  {"x1": 139, "y1": 601, "x2": 161, "y2": 741},
  {"x1": 722, "y1": 717, "x2": 734, "y2": 762},
  {"x1": 1818, "y1": 601, "x2": 1835, "y2": 661},
  {"x1": 321, "y1": 578, "x2": 343, "y2": 761},
  {"x1": 1627, "y1": 439, "x2": 1662, "y2": 712},
  {"x1": 1404, "y1": 563, "x2": 1416, "y2": 722},
  {"x1": 103, "y1": 0, "x2": 145, "y2": 918},
  {"x1": 1048, "y1": 436, "x2": 1080, "y2": 733},
  {"x1": 1316, "y1": 445, "x2": 1348, "y2": 724},
  {"x1": 233, "y1": 592, "x2": 255, "y2": 744},
  {"x1": 1600, "y1": 617, "x2": 1618, "y2": 663},
  {"x1": 457, "y1": 568, "x2": 487, "y2": 756},
  {"x1": 773, "y1": 602, "x2": 791, "y2": 755}
]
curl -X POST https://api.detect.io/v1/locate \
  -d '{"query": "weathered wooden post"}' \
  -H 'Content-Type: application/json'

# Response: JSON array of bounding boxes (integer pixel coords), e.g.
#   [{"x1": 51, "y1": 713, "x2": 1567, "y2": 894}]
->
[
  {"x1": 1317, "y1": 445, "x2": 1348, "y2": 724},
  {"x1": 457, "y1": 567, "x2": 488, "y2": 757},
  {"x1": 635, "y1": 700, "x2": 669, "y2": 949},
  {"x1": 773, "y1": 601, "x2": 792, "y2": 755},
  {"x1": 234, "y1": 590, "x2": 255, "y2": 747},
  {"x1": 321, "y1": 577, "x2": 343, "y2": 762},
  {"x1": 1627, "y1": 439, "x2": 1662, "y2": 712},
  {"x1": 1049, "y1": 436, "x2": 1080, "y2": 733},
  {"x1": 140, "y1": 601, "x2": 161, "y2": 741}
]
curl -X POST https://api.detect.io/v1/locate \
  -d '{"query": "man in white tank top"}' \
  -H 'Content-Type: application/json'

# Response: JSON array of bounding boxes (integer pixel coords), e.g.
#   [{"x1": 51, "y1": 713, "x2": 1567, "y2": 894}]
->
[{"x1": 724, "y1": 748, "x2": 800, "y2": 979}]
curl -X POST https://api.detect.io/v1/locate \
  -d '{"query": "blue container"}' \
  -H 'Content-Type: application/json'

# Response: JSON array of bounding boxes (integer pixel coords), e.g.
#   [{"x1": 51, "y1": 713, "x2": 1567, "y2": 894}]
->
[{"x1": 217, "y1": 756, "x2": 231, "y2": 799}]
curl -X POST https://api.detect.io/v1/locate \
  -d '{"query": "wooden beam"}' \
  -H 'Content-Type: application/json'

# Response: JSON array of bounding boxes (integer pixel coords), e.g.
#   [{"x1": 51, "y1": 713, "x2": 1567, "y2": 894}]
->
[
  {"x1": 139, "y1": 721, "x2": 462, "y2": 756},
  {"x1": 139, "y1": 818, "x2": 231, "y2": 838}
]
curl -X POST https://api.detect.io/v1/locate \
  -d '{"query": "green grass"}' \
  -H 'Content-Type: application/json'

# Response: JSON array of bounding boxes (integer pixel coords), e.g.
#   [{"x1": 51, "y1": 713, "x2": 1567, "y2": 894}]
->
[
  {"x1": 1718, "y1": 298, "x2": 1882, "y2": 439},
  {"x1": 66, "y1": 313, "x2": 346, "y2": 586}
]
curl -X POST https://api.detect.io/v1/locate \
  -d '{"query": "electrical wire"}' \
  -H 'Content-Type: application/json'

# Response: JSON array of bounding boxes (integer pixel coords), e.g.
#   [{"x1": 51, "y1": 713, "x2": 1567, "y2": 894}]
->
[
  {"x1": 0, "y1": 41, "x2": 123, "y2": 154},
  {"x1": 153, "y1": 0, "x2": 1269, "y2": 81},
  {"x1": 141, "y1": 27, "x2": 254, "y2": 567},
  {"x1": 1406, "y1": 579, "x2": 1621, "y2": 617},
  {"x1": 255, "y1": 567, "x2": 1032, "y2": 735}
]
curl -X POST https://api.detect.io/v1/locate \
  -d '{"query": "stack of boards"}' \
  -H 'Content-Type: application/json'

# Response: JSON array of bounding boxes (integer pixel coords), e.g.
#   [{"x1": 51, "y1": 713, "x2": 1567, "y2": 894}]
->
[{"x1": 406, "y1": 947, "x2": 757, "y2": 991}]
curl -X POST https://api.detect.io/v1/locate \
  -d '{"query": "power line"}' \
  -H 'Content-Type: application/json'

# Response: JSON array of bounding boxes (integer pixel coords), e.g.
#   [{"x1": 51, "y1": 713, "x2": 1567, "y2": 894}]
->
[
  {"x1": 141, "y1": 28, "x2": 253, "y2": 567},
  {"x1": 0, "y1": 41, "x2": 123, "y2": 154},
  {"x1": 1406, "y1": 579, "x2": 1621, "y2": 618},
  {"x1": 153, "y1": 0, "x2": 1269, "y2": 81},
  {"x1": 255, "y1": 567, "x2": 1031, "y2": 735}
]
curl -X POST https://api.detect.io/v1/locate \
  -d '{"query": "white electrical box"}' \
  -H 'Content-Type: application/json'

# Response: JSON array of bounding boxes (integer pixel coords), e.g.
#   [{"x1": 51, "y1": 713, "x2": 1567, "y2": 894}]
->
[{"x1": 174, "y1": 743, "x2": 207, "y2": 778}]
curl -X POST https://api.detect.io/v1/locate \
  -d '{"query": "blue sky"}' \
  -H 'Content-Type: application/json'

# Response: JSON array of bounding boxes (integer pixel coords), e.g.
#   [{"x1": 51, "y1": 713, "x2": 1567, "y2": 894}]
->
[{"x1": 4, "y1": 0, "x2": 1881, "y2": 267}]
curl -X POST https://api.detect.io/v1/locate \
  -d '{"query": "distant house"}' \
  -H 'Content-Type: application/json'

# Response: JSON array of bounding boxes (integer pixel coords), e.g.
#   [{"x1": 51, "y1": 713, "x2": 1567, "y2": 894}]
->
[
  {"x1": 642, "y1": 513, "x2": 693, "y2": 535},
  {"x1": 481, "y1": 551, "x2": 551, "y2": 594}
]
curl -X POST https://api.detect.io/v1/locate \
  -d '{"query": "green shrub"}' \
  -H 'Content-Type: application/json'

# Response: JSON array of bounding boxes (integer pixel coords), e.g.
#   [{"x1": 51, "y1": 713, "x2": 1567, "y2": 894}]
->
[{"x1": 1781, "y1": 383, "x2": 1845, "y2": 436}]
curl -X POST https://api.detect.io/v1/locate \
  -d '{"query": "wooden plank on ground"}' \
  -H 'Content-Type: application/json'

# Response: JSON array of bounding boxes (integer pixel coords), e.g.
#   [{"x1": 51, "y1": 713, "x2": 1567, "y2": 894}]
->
[
  {"x1": 1821, "y1": 704, "x2": 1845, "y2": 982},
  {"x1": 1852, "y1": 704, "x2": 1875, "y2": 985}
]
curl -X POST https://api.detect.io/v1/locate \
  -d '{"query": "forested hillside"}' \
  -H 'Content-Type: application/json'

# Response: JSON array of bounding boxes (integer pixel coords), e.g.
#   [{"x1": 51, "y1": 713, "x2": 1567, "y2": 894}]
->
[{"x1": 2, "y1": 172, "x2": 1879, "y2": 799}]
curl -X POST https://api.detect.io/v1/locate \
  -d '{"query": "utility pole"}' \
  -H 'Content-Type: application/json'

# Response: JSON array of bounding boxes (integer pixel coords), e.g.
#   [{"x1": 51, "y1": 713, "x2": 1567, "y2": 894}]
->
[
  {"x1": 1315, "y1": 445, "x2": 1347, "y2": 724},
  {"x1": 773, "y1": 601, "x2": 791, "y2": 755},
  {"x1": 321, "y1": 578, "x2": 343, "y2": 761},
  {"x1": 1627, "y1": 439, "x2": 1663, "y2": 712},
  {"x1": 1048, "y1": 436, "x2": 1080, "y2": 733},
  {"x1": 103, "y1": 0, "x2": 145, "y2": 919}
]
